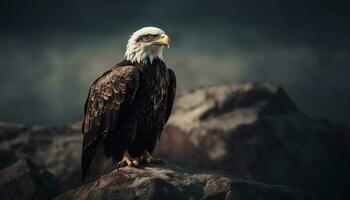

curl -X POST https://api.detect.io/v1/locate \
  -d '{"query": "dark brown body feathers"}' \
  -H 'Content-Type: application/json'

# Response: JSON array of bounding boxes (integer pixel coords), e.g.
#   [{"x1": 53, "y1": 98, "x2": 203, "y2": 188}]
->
[{"x1": 81, "y1": 58, "x2": 176, "y2": 181}]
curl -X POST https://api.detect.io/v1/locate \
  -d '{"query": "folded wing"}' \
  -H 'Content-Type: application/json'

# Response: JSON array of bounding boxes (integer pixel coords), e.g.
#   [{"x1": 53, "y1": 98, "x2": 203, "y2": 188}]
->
[{"x1": 81, "y1": 65, "x2": 139, "y2": 181}]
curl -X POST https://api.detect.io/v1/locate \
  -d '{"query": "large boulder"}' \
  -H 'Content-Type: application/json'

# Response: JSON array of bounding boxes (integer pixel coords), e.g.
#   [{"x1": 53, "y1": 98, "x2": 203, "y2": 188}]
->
[
  {"x1": 154, "y1": 83, "x2": 350, "y2": 200},
  {"x1": 55, "y1": 165, "x2": 302, "y2": 200},
  {"x1": 0, "y1": 159, "x2": 60, "y2": 200}
]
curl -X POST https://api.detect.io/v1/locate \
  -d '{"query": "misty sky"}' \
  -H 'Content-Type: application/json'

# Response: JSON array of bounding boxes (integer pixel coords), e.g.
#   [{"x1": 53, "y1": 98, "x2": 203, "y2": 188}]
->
[{"x1": 0, "y1": 0, "x2": 349, "y2": 125}]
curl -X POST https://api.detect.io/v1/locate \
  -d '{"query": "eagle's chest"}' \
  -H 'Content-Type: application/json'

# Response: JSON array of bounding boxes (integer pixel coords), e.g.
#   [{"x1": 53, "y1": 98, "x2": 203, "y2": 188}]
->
[{"x1": 137, "y1": 63, "x2": 169, "y2": 113}]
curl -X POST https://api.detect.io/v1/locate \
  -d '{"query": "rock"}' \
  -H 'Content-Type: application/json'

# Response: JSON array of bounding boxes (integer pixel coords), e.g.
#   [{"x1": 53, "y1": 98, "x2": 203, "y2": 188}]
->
[
  {"x1": 0, "y1": 158, "x2": 60, "y2": 200},
  {"x1": 0, "y1": 122, "x2": 82, "y2": 190},
  {"x1": 154, "y1": 82, "x2": 350, "y2": 200},
  {"x1": 55, "y1": 165, "x2": 302, "y2": 200},
  {"x1": 0, "y1": 83, "x2": 348, "y2": 199}
]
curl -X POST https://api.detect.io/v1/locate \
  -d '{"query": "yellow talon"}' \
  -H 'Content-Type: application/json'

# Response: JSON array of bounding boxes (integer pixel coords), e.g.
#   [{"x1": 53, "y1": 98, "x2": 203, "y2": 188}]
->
[
  {"x1": 141, "y1": 151, "x2": 164, "y2": 165},
  {"x1": 117, "y1": 151, "x2": 140, "y2": 168}
]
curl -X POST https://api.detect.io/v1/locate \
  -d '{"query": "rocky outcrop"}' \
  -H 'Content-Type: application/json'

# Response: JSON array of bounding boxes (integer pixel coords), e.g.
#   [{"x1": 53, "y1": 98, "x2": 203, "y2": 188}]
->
[
  {"x1": 0, "y1": 83, "x2": 348, "y2": 200},
  {"x1": 154, "y1": 83, "x2": 350, "y2": 200},
  {"x1": 55, "y1": 165, "x2": 302, "y2": 200},
  {"x1": 0, "y1": 159, "x2": 60, "y2": 200}
]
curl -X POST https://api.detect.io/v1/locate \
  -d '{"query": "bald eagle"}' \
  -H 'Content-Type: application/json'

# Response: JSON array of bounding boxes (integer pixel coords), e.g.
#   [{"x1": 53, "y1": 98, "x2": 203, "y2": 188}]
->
[{"x1": 81, "y1": 27, "x2": 176, "y2": 181}]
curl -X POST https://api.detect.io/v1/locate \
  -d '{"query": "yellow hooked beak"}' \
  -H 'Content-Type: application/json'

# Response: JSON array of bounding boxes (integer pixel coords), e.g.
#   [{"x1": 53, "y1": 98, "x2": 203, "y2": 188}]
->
[{"x1": 152, "y1": 34, "x2": 171, "y2": 48}]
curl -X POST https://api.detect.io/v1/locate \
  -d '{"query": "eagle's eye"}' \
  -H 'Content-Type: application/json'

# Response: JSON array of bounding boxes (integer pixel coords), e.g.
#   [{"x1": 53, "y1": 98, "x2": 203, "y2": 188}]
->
[
  {"x1": 136, "y1": 34, "x2": 158, "y2": 42},
  {"x1": 147, "y1": 34, "x2": 156, "y2": 40}
]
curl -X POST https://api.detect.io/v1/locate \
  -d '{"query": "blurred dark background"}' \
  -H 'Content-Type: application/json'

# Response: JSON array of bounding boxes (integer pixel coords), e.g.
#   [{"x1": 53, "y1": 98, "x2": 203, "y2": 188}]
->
[{"x1": 0, "y1": 0, "x2": 349, "y2": 125}]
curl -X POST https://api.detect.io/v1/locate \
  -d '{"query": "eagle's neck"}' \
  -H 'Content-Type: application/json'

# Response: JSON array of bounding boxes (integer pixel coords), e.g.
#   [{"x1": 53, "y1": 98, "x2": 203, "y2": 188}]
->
[
  {"x1": 116, "y1": 58, "x2": 163, "y2": 69},
  {"x1": 124, "y1": 42, "x2": 164, "y2": 64}
]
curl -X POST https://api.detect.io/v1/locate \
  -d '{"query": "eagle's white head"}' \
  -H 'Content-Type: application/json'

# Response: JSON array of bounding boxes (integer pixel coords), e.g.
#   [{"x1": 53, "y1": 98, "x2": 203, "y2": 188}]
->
[{"x1": 125, "y1": 27, "x2": 171, "y2": 64}]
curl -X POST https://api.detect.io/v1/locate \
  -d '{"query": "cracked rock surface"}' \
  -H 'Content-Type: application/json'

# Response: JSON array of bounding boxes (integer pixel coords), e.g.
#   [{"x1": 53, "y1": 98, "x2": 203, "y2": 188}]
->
[{"x1": 55, "y1": 165, "x2": 302, "y2": 200}]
